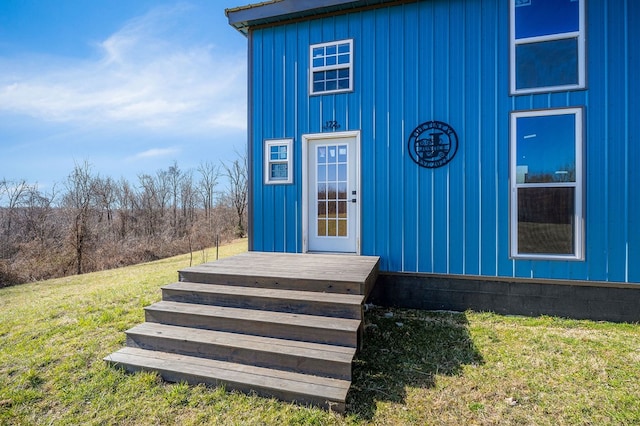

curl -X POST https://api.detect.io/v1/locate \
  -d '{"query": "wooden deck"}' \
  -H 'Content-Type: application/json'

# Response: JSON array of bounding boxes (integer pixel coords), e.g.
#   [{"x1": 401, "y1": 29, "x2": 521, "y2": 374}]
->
[
  {"x1": 178, "y1": 252, "x2": 380, "y2": 295},
  {"x1": 105, "y1": 251, "x2": 380, "y2": 413}
]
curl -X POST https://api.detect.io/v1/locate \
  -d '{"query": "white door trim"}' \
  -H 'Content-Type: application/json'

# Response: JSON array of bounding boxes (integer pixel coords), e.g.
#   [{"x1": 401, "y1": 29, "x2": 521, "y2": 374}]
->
[{"x1": 302, "y1": 131, "x2": 361, "y2": 254}]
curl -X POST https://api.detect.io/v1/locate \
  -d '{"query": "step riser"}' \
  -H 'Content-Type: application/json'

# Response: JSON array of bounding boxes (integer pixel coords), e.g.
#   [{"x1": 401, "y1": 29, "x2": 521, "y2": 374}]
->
[
  {"x1": 178, "y1": 271, "x2": 363, "y2": 295},
  {"x1": 162, "y1": 288, "x2": 363, "y2": 320},
  {"x1": 144, "y1": 309, "x2": 358, "y2": 348},
  {"x1": 107, "y1": 359, "x2": 345, "y2": 413},
  {"x1": 126, "y1": 334, "x2": 352, "y2": 380}
]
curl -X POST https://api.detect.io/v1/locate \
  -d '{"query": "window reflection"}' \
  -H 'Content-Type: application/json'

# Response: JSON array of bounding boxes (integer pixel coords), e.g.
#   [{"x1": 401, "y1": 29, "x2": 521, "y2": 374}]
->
[
  {"x1": 515, "y1": 0, "x2": 579, "y2": 39},
  {"x1": 516, "y1": 38, "x2": 578, "y2": 90},
  {"x1": 516, "y1": 114, "x2": 576, "y2": 184},
  {"x1": 518, "y1": 187, "x2": 575, "y2": 254}
]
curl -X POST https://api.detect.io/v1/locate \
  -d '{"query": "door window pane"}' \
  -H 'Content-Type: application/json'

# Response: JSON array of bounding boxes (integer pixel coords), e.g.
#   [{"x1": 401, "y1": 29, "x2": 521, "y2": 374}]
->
[{"x1": 337, "y1": 219, "x2": 347, "y2": 237}]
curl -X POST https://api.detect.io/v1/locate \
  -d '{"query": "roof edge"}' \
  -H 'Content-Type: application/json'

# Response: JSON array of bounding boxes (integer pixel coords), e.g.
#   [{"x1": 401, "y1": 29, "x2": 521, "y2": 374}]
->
[{"x1": 226, "y1": 0, "x2": 397, "y2": 35}]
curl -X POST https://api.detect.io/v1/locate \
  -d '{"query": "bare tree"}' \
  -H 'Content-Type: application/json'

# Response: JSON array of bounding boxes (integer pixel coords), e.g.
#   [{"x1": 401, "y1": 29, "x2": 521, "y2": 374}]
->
[
  {"x1": 63, "y1": 161, "x2": 96, "y2": 275},
  {"x1": 222, "y1": 152, "x2": 248, "y2": 238},
  {"x1": 0, "y1": 179, "x2": 31, "y2": 237},
  {"x1": 94, "y1": 176, "x2": 117, "y2": 240},
  {"x1": 166, "y1": 161, "x2": 184, "y2": 235},
  {"x1": 137, "y1": 173, "x2": 162, "y2": 237},
  {"x1": 115, "y1": 178, "x2": 136, "y2": 239},
  {"x1": 197, "y1": 161, "x2": 220, "y2": 230}
]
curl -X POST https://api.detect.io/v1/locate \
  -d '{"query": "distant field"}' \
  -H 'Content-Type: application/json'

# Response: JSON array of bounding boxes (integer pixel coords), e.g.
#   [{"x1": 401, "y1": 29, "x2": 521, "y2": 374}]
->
[{"x1": 1, "y1": 238, "x2": 639, "y2": 425}]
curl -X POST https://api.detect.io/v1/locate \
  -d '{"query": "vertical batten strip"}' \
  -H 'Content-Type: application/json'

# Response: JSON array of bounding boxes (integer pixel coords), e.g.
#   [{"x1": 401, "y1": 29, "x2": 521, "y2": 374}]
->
[
  {"x1": 493, "y1": 0, "x2": 500, "y2": 277},
  {"x1": 477, "y1": 1, "x2": 483, "y2": 276},
  {"x1": 603, "y1": 2, "x2": 610, "y2": 279},
  {"x1": 623, "y1": 0, "x2": 630, "y2": 282}
]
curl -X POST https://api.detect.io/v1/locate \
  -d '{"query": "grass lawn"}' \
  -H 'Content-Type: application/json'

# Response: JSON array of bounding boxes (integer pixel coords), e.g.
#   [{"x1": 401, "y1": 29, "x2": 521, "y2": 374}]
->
[{"x1": 1, "y1": 239, "x2": 639, "y2": 425}]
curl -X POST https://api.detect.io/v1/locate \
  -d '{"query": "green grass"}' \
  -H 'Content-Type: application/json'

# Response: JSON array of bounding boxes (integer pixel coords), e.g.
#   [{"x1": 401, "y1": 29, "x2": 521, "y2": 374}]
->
[{"x1": 1, "y1": 240, "x2": 639, "y2": 425}]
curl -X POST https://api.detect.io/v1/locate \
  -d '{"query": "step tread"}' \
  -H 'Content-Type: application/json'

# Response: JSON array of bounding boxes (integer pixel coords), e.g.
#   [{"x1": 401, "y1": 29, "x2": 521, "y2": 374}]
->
[
  {"x1": 127, "y1": 322, "x2": 356, "y2": 363},
  {"x1": 105, "y1": 347, "x2": 350, "y2": 403},
  {"x1": 146, "y1": 301, "x2": 361, "y2": 332},
  {"x1": 163, "y1": 282, "x2": 365, "y2": 305}
]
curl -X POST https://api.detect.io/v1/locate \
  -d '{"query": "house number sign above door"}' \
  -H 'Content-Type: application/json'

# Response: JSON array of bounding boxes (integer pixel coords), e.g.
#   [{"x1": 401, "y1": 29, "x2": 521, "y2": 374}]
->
[{"x1": 407, "y1": 120, "x2": 459, "y2": 168}]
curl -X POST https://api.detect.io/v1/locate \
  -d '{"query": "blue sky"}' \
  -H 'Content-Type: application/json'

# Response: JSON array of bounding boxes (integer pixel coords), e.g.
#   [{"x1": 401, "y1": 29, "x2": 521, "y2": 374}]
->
[{"x1": 0, "y1": 0, "x2": 248, "y2": 190}]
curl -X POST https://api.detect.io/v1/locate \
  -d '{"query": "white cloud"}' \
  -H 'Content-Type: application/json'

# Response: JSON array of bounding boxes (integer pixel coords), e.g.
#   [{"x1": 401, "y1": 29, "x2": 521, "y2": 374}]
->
[
  {"x1": 129, "y1": 147, "x2": 181, "y2": 160},
  {"x1": 0, "y1": 4, "x2": 247, "y2": 135}
]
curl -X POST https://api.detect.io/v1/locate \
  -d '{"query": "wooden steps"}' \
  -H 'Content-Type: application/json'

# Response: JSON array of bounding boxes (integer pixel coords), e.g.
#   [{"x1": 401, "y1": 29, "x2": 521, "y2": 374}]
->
[
  {"x1": 125, "y1": 323, "x2": 356, "y2": 380},
  {"x1": 105, "y1": 252, "x2": 380, "y2": 413}
]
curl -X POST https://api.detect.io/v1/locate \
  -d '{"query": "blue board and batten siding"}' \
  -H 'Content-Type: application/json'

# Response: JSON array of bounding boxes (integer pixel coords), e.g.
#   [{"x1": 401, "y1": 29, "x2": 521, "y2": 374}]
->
[{"x1": 248, "y1": 0, "x2": 639, "y2": 284}]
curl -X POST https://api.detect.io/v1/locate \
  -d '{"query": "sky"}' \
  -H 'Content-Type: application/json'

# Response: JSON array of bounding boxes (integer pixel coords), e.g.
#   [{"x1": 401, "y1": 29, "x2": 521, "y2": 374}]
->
[{"x1": 0, "y1": 0, "x2": 249, "y2": 191}]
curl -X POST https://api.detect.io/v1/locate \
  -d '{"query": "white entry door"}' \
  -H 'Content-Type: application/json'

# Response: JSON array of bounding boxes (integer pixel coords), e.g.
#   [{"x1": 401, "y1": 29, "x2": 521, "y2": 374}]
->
[{"x1": 303, "y1": 132, "x2": 360, "y2": 253}]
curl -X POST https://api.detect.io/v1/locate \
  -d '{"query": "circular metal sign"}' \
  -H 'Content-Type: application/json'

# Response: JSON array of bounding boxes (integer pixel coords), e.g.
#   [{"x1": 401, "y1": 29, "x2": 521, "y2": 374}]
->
[{"x1": 407, "y1": 120, "x2": 459, "y2": 169}]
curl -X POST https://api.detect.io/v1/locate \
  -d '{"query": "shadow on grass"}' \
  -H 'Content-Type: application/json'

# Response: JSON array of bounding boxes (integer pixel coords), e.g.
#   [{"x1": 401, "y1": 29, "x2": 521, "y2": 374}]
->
[{"x1": 347, "y1": 307, "x2": 483, "y2": 419}]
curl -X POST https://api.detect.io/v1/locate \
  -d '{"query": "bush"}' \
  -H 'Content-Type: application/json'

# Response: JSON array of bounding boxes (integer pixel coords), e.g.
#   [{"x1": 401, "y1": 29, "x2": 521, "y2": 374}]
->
[{"x1": 0, "y1": 260, "x2": 22, "y2": 288}]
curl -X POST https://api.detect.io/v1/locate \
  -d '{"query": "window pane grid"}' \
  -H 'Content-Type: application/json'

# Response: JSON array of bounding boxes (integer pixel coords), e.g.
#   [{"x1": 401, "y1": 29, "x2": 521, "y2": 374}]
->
[
  {"x1": 310, "y1": 39, "x2": 352, "y2": 94},
  {"x1": 265, "y1": 139, "x2": 293, "y2": 184},
  {"x1": 316, "y1": 144, "x2": 348, "y2": 238}
]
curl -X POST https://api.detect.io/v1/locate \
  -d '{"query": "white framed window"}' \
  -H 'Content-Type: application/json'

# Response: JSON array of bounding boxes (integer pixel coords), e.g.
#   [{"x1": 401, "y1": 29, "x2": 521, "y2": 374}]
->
[
  {"x1": 510, "y1": 108, "x2": 584, "y2": 260},
  {"x1": 264, "y1": 139, "x2": 293, "y2": 184},
  {"x1": 510, "y1": 0, "x2": 585, "y2": 94},
  {"x1": 309, "y1": 39, "x2": 353, "y2": 95}
]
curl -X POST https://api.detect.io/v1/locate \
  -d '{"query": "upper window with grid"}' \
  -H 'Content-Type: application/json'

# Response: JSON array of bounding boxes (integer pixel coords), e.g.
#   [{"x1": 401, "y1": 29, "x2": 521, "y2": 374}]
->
[
  {"x1": 310, "y1": 39, "x2": 353, "y2": 95},
  {"x1": 510, "y1": 0, "x2": 585, "y2": 94}
]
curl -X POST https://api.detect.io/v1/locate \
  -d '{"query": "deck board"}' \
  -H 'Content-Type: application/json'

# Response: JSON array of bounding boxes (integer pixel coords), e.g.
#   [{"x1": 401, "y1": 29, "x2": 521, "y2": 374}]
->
[
  {"x1": 179, "y1": 252, "x2": 379, "y2": 296},
  {"x1": 181, "y1": 252, "x2": 379, "y2": 284}
]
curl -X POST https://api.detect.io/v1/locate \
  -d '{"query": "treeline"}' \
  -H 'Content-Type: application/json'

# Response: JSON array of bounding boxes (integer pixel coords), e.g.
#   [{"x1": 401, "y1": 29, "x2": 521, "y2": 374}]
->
[{"x1": 0, "y1": 157, "x2": 247, "y2": 287}]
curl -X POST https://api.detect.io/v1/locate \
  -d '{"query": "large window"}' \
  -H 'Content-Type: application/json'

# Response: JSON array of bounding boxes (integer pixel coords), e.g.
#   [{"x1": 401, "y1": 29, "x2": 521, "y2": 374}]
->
[
  {"x1": 510, "y1": 108, "x2": 583, "y2": 259},
  {"x1": 309, "y1": 39, "x2": 353, "y2": 95},
  {"x1": 510, "y1": 0, "x2": 585, "y2": 94},
  {"x1": 264, "y1": 139, "x2": 293, "y2": 184}
]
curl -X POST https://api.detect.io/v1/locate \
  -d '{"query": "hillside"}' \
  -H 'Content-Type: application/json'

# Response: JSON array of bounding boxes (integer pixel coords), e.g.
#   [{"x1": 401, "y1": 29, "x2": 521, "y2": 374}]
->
[{"x1": 1, "y1": 239, "x2": 639, "y2": 425}]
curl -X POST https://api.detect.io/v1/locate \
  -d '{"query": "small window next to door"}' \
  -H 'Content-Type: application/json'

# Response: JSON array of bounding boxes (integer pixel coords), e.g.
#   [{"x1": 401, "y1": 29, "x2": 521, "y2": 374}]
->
[
  {"x1": 264, "y1": 139, "x2": 293, "y2": 184},
  {"x1": 510, "y1": 108, "x2": 584, "y2": 260},
  {"x1": 510, "y1": 0, "x2": 585, "y2": 94}
]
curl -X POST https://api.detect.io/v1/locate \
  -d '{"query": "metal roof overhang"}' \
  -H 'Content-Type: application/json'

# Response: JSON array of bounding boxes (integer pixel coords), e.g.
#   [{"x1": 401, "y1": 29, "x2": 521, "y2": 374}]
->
[{"x1": 226, "y1": 0, "x2": 398, "y2": 35}]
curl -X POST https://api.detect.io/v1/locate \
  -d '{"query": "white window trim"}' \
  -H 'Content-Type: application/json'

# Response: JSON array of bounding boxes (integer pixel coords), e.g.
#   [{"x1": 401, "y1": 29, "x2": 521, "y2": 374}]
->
[
  {"x1": 509, "y1": 0, "x2": 586, "y2": 95},
  {"x1": 264, "y1": 139, "x2": 293, "y2": 185},
  {"x1": 509, "y1": 107, "x2": 584, "y2": 260},
  {"x1": 309, "y1": 39, "x2": 354, "y2": 96}
]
